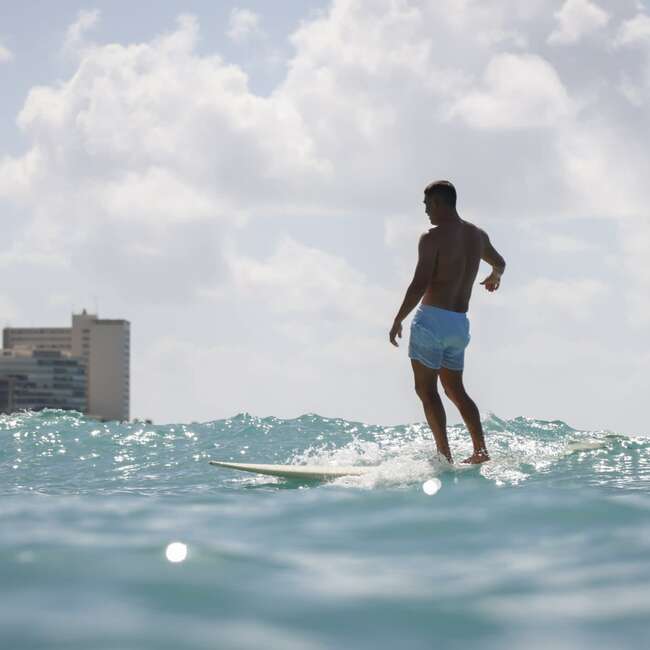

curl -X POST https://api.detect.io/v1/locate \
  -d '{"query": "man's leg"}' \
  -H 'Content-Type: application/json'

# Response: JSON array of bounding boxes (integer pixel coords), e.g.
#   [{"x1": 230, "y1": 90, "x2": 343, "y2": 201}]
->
[
  {"x1": 411, "y1": 359, "x2": 452, "y2": 463},
  {"x1": 439, "y1": 367, "x2": 489, "y2": 464}
]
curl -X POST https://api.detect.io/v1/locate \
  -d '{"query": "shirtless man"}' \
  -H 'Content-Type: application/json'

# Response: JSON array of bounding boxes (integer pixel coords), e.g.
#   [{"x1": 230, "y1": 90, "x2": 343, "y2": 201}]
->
[{"x1": 389, "y1": 180, "x2": 506, "y2": 465}]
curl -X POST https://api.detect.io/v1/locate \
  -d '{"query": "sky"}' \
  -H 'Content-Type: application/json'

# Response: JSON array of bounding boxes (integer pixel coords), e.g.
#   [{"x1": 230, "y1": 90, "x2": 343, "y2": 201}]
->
[{"x1": 1, "y1": 0, "x2": 649, "y2": 433}]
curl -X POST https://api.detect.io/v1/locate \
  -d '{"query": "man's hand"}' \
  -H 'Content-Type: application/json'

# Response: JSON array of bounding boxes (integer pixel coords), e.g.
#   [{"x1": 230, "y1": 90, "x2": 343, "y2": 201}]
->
[
  {"x1": 480, "y1": 270, "x2": 502, "y2": 292},
  {"x1": 389, "y1": 320, "x2": 403, "y2": 347}
]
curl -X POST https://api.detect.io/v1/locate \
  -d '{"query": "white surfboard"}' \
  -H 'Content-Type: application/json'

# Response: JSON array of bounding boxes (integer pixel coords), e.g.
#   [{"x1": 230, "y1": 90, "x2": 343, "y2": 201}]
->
[{"x1": 209, "y1": 460, "x2": 371, "y2": 480}]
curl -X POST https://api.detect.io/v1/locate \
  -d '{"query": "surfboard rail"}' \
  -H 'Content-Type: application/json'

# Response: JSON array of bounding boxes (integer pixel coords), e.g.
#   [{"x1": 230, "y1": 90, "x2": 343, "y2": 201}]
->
[{"x1": 209, "y1": 460, "x2": 370, "y2": 479}]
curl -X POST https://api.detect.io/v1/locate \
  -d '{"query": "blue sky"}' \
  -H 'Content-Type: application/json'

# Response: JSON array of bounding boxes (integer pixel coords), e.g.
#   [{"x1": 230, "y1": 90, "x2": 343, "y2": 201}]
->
[{"x1": 1, "y1": 0, "x2": 649, "y2": 433}]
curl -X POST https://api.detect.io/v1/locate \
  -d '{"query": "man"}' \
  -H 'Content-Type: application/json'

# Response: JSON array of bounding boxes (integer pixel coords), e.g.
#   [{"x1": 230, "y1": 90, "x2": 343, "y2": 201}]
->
[{"x1": 389, "y1": 180, "x2": 506, "y2": 465}]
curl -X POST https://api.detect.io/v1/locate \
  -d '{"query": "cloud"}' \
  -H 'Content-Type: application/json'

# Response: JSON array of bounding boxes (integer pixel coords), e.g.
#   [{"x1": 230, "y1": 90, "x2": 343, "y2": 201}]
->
[
  {"x1": 0, "y1": 2, "x2": 576, "y2": 255},
  {"x1": 140, "y1": 335, "x2": 305, "y2": 421},
  {"x1": 556, "y1": 120, "x2": 650, "y2": 218},
  {"x1": 613, "y1": 12, "x2": 650, "y2": 106},
  {"x1": 540, "y1": 234, "x2": 598, "y2": 254},
  {"x1": 0, "y1": 13, "x2": 329, "y2": 301},
  {"x1": 384, "y1": 215, "x2": 423, "y2": 249},
  {"x1": 227, "y1": 8, "x2": 265, "y2": 43},
  {"x1": 548, "y1": 0, "x2": 609, "y2": 45},
  {"x1": 0, "y1": 148, "x2": 43, "y2": 201},
  {"x1": 140, "y1": 326, "x2": 396, "y2": 423},
  {"x1": 618, "y1": 218, "x2": 650, "y2": 326},
  {"x1": 2, "y1": 2, "x2": 644, "y2": 310},
  {"x1": 615, "y1": 12, "x2": 650, "y2": 47},
  {"x1": 498, "y1": 330, "x2": 608, "y2": 368},
  {"x1": 552, "y1": 119, "x2": 650, "y2": 326},
  {"x1": 8, "y1": 12, "x2": 327, "y2": 221},
  {"x1": 0, "y1": 42, "x2": 14, "y2": 63},
  {"x1": 274, "y1": 0, "x2": 580, "y2": 220},
  {"x1": 95, "y1": 166, "x2": 218, "y2": 224},
  {"x1": 521, "y1": 277, "x2": 606, "y2": 319},
  {"x1": 517, "y1": 222, "x2": 601, "y2": 254},
  {"x1": 227, "y1": 236, "x2": 392, "y2": 327},
  {"x1": 63, "y1": 9, "x2": 101, "y2": 55},
  {"x1": 450, "y1": 53, "x2": 573, "y2": 130}
]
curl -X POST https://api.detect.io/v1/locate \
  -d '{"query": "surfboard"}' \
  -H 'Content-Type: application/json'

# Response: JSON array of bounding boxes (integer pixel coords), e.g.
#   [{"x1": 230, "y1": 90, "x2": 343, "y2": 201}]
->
[{"x1": 209, "y1": 460, "x2": 370, "y2": 480}]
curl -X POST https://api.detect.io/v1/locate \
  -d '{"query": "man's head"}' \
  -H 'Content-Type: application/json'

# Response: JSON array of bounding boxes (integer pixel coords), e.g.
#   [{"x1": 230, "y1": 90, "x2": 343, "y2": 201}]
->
[{"x1": 423, "y1": 180, "x2": 458, "y2": 225}]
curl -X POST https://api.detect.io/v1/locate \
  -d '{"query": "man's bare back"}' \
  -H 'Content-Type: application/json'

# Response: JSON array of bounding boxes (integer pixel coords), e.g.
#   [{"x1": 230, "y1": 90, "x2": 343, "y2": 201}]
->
[
  {"x1": 388, "y1": 180, "x2": 505, "y2": 465},
  {"x1": 419, "y1": 220, "x2": 505, "y2": 312},
  {"x1": 420, "y1": 221, "x2": 483, "y2": 313}
]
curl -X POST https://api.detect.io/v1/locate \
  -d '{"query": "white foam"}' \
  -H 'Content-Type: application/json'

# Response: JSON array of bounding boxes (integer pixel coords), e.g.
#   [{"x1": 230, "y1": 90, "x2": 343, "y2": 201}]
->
[{"x1": 282, "y1": 421, "x2": 617, "y2": 489}]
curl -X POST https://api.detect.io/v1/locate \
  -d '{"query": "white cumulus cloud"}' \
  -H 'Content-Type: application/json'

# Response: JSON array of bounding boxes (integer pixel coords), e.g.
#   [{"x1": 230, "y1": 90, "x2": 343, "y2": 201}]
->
[
  {"x1": 615, "y1": 12, "x2": 650, "y2": 47},
  {"x1": 0, "y1": 13, "x2": 330, "y2": 301},
  {"x1": 548, "y1": 0, "x2": 609, "y2": 45},
  {"x1": 63, "y1": 8, "x2": 101, "y2": 55},
  {"x1": 450, "y1": 53, "x2": 573, "y2": 129},
  {"x1": 227, "y1": 236, "x2": 392, "y2": 327},
  {"x1": 227, "y1": 8, "x2": 265, "y2": 43}
]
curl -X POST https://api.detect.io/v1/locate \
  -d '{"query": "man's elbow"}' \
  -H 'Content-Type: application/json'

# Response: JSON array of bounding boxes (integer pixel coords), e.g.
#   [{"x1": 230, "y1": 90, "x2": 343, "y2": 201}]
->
[{"x1": 484, "y1": 254, "x2": 506, "y2": 273}]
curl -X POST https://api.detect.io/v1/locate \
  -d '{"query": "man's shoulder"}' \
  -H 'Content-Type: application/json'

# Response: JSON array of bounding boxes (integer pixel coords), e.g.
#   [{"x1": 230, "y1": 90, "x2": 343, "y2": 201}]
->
[
  {"x1": 459, "y1": 219, "x2": 481, "y2": 232},
  {"x1": 419, "y1": 228, "x2": 440, "y2": 246},
  {"x1": 423, "y1": 222, "x2": 481, "y2": 239},
  {"x1": 416, "y1": 230, "x2": 440, "y2": 257},
  {"x1": 459, "y1": 220, "x2": 489, "y2": 245},
  {"x1": 462, "y1": 220, "x2": 486, "y2": 236}
]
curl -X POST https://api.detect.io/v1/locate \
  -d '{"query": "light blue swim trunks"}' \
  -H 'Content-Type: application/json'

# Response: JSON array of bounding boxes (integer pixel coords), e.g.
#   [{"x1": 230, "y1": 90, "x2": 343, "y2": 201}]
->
[{"x1": 408, "y1": 304, "x2": 471, "y2": 371}]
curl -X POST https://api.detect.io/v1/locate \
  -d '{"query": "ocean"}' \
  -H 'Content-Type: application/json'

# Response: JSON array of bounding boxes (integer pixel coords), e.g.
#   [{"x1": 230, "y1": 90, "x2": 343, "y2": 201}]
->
[{"x1": 1, "y1": 409, "x2": 649, "y2": 650}]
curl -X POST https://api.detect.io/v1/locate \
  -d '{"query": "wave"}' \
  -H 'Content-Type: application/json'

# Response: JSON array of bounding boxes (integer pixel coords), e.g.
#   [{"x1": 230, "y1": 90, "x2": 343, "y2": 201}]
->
[{"x1": 0, "y1": 409, "x2": 648, "y2": 493}]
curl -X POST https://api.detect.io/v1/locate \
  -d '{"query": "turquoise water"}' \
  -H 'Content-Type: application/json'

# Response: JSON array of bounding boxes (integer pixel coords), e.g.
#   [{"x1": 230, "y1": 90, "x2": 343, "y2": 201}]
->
[{"x1": 2, "y1": 410, "x2": 650, "y2": 650}]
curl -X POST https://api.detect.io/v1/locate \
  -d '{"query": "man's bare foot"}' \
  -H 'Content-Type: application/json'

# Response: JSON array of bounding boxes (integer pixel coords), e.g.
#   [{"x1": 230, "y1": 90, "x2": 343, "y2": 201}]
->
[
  {"x1": 461, "y1": 450, "x2": 490, "y2": 464},
  {"x1": 433, "y1": 451, "x2": 453, "y2": 465}
]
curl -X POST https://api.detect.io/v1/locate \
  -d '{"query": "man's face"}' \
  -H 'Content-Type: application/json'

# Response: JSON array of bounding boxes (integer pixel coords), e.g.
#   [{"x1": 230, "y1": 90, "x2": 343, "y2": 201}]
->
[{"x1": 424, "y1": 194, "x2": 438, "y2": 224}]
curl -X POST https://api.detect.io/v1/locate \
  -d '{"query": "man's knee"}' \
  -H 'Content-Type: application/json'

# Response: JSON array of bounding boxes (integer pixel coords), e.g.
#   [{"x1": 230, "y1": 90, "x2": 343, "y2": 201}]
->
[{"x1": 441, "y1": 380, "x2": 465, "y2": 404}]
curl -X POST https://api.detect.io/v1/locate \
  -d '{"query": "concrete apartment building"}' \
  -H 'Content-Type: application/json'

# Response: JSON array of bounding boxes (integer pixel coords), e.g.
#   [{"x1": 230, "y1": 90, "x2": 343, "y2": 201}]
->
[{"x1": 1, "y1": 310, "x2": 130, "y2": 421}]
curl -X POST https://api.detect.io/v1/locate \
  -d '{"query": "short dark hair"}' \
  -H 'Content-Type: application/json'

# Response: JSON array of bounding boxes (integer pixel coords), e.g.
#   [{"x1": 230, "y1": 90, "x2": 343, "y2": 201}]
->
[{"x1": 424, "y1": 180, "x2": 457, "y2": 208}]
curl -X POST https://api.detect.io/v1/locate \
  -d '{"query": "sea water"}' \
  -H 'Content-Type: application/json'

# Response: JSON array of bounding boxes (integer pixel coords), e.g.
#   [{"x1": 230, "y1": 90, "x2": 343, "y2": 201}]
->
[{"x1": 1, "y1": 409, "x2": 649, "y2": 650}]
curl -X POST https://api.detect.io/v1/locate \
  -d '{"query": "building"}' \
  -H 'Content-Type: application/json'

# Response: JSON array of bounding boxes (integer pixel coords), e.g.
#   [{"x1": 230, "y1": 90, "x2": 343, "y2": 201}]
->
[
  {"x1": 86, "y1": 319, "x2": 130, "y2": 421},
  {"x1": 3, "y1": 327, "x2": 71, "y2": 352},
  {"x1": 0, "y1": 377, "x2": 14, "y2": 413},
  {"x1": 2, "y1": 311, "x2": 130, "y2": 421},
  {"x1": 0, "y1": 349, "x2": 86, "y2": 413}
]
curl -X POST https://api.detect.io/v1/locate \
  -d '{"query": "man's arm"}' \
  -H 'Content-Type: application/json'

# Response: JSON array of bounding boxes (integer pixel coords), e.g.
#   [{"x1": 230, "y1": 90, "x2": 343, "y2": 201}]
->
[
  {"x1": 479, "y1": 230, "x2": 506, "y2": 292},
  {"x1": 389, "y1": 232, "x2": 437, "y2": 347}
]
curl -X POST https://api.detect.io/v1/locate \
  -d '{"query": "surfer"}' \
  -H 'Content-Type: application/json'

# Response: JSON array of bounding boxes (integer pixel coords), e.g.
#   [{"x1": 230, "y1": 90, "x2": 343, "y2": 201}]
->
[{"x1": 389, "y1": 180, "x2": 506, "y2": 465}]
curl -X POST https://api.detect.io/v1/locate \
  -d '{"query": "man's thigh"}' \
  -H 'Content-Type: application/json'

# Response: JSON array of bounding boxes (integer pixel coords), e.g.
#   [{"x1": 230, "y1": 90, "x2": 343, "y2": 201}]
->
[{"x1": 411, "y1": 359, "x2": 439, "y2": 389}]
